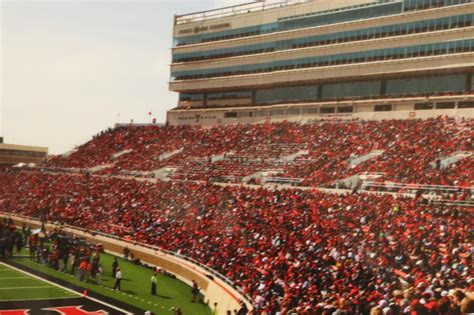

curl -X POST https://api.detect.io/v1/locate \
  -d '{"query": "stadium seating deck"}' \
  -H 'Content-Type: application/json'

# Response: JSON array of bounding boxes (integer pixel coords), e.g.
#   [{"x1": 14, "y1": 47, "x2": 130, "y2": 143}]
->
[
  {"x1": 46, "y1": 117, "x2": 473, "y2": 189},
  {"x1": 1, "y1": 117, "x2": 473, "y2": 314}
]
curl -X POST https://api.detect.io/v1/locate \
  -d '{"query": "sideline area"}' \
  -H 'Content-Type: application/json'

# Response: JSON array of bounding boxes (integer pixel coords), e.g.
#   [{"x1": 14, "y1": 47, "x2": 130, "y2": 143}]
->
[
  {"x1": 0, "y1": 237, "x2": 211, "y2": 315},
  {"x1": 0, "y1": 261, "x2": 136, "y2": 314},
  {"x1": 10, "y1": 253, "x2": 211, "y2": 315}
]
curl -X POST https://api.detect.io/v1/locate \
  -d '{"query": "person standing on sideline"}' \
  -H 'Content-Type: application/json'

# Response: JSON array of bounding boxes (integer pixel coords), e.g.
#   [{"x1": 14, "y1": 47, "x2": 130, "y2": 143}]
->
[
  {"x1": 191, "y1": 279, "x2": 199, "y2": 303},
  {"x1": 96, "y1": 264, "x2": 103, "y2": 285},
  {"x1": 151, "y1": 273, "x2": 157, "y2": 295},
  {"x1": 114, "y1": 268, "x2": 122, "y2": 291},
  {"x1": 212, "y1": 302, "x2": 218, "y2": 315},
  {"x1": 112, "y1": 257, "x2": 118, "y2": 278}
]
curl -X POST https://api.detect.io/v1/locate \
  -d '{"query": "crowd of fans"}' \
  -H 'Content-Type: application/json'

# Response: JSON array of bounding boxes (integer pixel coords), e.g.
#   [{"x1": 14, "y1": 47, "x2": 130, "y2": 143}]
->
[
  {"x1": 0, "y1": 170, "x2": 472, "y2": 314},
  {"x1": 45, "y1": 117, "x2": 473, "y2": 188}
]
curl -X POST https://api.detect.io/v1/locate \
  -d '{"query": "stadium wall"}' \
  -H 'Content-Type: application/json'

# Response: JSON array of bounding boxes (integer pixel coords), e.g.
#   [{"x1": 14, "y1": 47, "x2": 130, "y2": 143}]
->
[{"x1": 0, "y1": 213, "x2": 252, "y2": 315}]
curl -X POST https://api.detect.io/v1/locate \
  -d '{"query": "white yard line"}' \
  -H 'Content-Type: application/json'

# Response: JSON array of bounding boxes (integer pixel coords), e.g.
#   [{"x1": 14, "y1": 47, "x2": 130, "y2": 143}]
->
[
  {"x1": 0, "y1": 296, "x2": 77, "y2": 302},
  {"x1": 0, "y1": 286, "x2": 55, "y2": 290},
  {"x1": 0, "y1": 262, "x2": 133, "y2": 315}
]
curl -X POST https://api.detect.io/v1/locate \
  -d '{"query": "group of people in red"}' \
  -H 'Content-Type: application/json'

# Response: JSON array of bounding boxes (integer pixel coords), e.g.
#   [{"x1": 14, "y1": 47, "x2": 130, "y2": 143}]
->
[
  {"x1": 44, "y1": 117, "x2": 472, "y2": 189},
  {"x1": 0, "y1": 168, "x2": 472, "y2": 314},
  {"x1": 0, "y1": 117, "x2": 472, "y2": 314}
]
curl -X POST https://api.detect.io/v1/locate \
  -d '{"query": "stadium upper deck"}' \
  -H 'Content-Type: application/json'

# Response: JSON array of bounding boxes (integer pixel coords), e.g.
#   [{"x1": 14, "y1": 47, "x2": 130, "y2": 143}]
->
[{"x1": 168, "y1": 0, "x2": 474, "y2": 125}]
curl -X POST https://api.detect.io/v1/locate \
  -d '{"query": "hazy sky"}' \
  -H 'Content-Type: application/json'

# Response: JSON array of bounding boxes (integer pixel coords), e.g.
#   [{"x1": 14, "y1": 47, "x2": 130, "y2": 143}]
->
[{"x1": 1, "y1": 0, "x2": 246, "y2": 154}]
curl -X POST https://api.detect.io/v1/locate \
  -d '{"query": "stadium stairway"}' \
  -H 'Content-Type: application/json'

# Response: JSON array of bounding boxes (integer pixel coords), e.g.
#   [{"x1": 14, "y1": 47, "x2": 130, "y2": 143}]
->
[
  {"x1": 158, "y1": 147, "x2": 183, "y2": 161},
  {"x1": 111, "y1": 149, "x2": 132, "y2": 159},
  {"x1": 151, "y1": 167, "x2": 177, "y2": 181},
  {"x1": 435, "y1": 151, "x2": 473, "y2": 169},
  {"x1": 280, "y1": 149, "x2": 309, "y2": 162},
  {"x1": 89, "y1": 164, "x2": 114, "y2": 173},
  {"x1": 348, "y1": 149, "x2": 384, "y2": 167}
]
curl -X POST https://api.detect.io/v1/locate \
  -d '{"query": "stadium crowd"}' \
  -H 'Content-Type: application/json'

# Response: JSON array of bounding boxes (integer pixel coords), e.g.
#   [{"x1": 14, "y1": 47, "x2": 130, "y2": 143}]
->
[
  {"x1": 0, "y1": 170, "x2": 472, "y2": 314},
  {"x1": 45, "y1": 117, "x2": 473, "y2": 188}
]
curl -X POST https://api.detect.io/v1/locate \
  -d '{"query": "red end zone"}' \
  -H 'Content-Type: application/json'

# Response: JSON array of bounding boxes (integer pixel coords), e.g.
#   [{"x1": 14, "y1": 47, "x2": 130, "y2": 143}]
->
[{"x1": 0, "y1": 298, "x2": 130, "y2": 315}]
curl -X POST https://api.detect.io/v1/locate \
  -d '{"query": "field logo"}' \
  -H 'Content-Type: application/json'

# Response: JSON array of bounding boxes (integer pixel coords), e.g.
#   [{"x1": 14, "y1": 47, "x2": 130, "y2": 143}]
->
[{"x1": 43, "y1": 306, "x2": 108, "y2": 315}]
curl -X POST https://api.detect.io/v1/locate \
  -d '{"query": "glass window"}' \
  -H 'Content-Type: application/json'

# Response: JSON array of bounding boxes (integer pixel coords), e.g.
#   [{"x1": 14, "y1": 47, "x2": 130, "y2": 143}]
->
[
  {"x1": 386, "y1": 74, "x2": 467, "y2": 95},
  {"x1": 256, "y1": 85, "x2": 318, "y2": 104},
  {"x1": 224, "y1": 112, "x2": 238, "y2": 118},
  {"x1": 208, "y1": 91, "x2": 251, "y2": 100},
  {"x1": 304, "y1": 108, "x2": 318, "y2": 114},
  {"x1": 179, "y1": 93, "x2": 203, "y2": 101},
  {"x1": 238, "y1": 112, "x2": 252, "y2": 117},
  {"x1": 322, "y1": 81, "x2": 380, "y2": 99},
  {"x1": 458, "y1": 101, "x2": 474, "y2": 108},
  {"x1": 270, "y1": 109, "x2": 285, "y2": 116},
  {"x1": 320, "y1": 107, "x2": 336, "y2": 114},
  {"x1": 172, "y1": 39, "x2": 474, "y2": 80},
  {"x1": 255, "y1": 111, "x2": 269, "y2": 117},
  {"x1": 337, "y1": 106, "x2": 354, "y2": 113},
  {"x1": 175, "y1": 3, "x2": 472, "y2": 47},
  {"x1": 435, "y1": 102, "x2": 455, "y2": 109},
  {"x1": 374, "y1": 104, "x2": 392, "y2": 111},
  {"x1": 414, "y1": 102, "x2": 434, "y2": 110},
  {"x1": 286, "y1": 108, "x2": 301, "y2": 115}
]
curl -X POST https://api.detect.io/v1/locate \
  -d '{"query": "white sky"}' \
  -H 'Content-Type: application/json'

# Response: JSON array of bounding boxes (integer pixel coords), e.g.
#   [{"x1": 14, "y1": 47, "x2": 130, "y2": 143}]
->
[{"x1": 0, "y1": 0, "x2": 246, "y2": 154}]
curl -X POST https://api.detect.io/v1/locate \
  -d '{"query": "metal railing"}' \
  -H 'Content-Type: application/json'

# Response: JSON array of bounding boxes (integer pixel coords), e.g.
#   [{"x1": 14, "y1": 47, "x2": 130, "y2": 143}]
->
[
  {"x1": 175, "y1": 0, "x2": 314, "y2": 25},
  {"x1": 363, "y1": 181, "x2": 474, "y2": 194},
  {"x1": 431, "y1": 199, "x2": 474, "y2": 207},
  {"x1": 262, "y1": 176, "x2": 304, "y2": 185}
]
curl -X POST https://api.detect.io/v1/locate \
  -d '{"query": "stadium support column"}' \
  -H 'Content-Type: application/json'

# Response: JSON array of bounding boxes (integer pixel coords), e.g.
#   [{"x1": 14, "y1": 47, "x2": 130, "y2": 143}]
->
[{"x1": 251, "y1": 90, "x2": 256, "y2": 106}]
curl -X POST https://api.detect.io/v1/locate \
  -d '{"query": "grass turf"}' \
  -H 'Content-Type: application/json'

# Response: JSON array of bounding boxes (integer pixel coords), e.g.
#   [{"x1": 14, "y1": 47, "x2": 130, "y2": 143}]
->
[
  {"x1": 11, "y1": 251, "x2": 211, "y2": 315},
  {"x1": 0, "y1": 263, "x2": 77, "y2": 301}
]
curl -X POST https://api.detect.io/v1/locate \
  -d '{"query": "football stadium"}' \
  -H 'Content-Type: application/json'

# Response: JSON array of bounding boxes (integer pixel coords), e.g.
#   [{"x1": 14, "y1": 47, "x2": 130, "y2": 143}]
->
[{"x1": 1, "y1": 0, "x2": 473, "y2": 314}]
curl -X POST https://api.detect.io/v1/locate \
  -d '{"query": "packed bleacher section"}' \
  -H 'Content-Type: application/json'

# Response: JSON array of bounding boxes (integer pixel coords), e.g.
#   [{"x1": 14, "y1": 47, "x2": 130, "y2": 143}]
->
[
  {"x1": 45, "y1": 117, "x2": 473, "y2": 189},
  {"x1": 0, "y1": 170, "x2": 473, "y2": 314},
  {"x1": 1, "y1": 117, "x2": 473, "y2": 313}
]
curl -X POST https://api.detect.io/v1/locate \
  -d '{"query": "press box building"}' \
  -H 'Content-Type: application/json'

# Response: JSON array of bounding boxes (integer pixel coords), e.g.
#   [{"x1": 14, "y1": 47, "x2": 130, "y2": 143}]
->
[{"x1": 168, "y1": 0, "x2": 474, "y2": 125}]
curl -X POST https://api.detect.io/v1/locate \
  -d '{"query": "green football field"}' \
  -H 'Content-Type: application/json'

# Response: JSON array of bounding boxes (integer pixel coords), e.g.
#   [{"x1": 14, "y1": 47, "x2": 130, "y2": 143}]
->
[
  {"x1": 8, "y1": 250, "x2": 211, "y2": 315},
  {"x1": 0, "y1": 262, "x2": 77, "y2": 301}
]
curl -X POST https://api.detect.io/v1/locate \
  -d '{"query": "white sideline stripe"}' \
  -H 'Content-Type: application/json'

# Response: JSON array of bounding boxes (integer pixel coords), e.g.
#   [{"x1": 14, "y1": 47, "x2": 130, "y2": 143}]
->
[
  {"x1": 0, "y1": 296, "x2": 78, "y2": 302},
  {"x1": 0, "y1": 262, "x2": 133, "y2": 315},
  {"x1": 0, "y1": 286, "x2": 54, "y2": 290}
]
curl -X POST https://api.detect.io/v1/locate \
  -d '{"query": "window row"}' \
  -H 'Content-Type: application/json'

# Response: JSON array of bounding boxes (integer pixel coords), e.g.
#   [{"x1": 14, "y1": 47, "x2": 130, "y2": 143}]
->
[
  {"x1": 0, "y1": 150, "x2": 46, "y2": 158},
  {"x1": 254, "y1": 74, "x2": 467, "y2": 104},
  {"x1": 403, "y1": 0, "x2": 470, "y2": 11},
  {"x1": 177, "y1": 116, "x2": 217, "y2": 121},
  {"x1": 178, "y1": 73, "x2": 470, "y2": 107},
  {"x1": 173, "y1": 14, "x2": 473, "y2": 63},
  {"x1": 172, "y1": 39, "x2": 474, "y2": 81},
  {"x1": 173, "y1": 0, "x2": 471, "y2": 47},
  {"x1": 218, "y1": 101, "x2": 474, "y2": 119}
]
